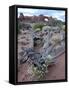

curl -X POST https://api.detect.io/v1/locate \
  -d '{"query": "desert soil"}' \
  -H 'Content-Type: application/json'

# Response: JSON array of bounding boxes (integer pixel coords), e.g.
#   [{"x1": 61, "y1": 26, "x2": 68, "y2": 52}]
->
[
  {"x1": 45, "y1": 53, "x2": 65, "y2": 80},
  {"x1": 18, "y1": 53, "x2": 65, "y2": 82}
]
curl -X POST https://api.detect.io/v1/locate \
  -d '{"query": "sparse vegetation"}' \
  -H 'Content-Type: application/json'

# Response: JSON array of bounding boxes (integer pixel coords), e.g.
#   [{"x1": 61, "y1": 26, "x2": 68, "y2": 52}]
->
[
  {"x1": 32, "y1": 62, "x2": 48, "y2": 80},
  {"x1": 18, "y1": 11, "x2": 65, "y2": 82},
  {"x1": 32, "y1": 55, "x2": 54, "y2": 80},
  {"x1": 33, "y1": 23, "x2": 45, "y2": 31}
]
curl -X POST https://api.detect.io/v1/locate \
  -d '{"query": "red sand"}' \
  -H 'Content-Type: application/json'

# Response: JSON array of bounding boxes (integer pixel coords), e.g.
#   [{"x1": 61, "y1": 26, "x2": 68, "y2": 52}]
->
[
  {"x1": 18, "y1": 53, "x2": 65, "y2": 82},
  {"x1": 45, "y1": 53, "x2": 65, "y2": 80}
]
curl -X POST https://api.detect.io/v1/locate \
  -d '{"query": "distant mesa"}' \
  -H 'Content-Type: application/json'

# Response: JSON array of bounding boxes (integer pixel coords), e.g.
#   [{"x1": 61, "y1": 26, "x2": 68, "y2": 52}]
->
[{"x1": 18, "y1": 13, "x2": 50, "y2": 22}]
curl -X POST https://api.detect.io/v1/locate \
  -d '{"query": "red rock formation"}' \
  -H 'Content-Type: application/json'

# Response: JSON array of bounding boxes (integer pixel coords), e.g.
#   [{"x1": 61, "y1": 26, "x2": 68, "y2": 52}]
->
[{"x1": 18, "y1": 13, "x2": 50, "y2": 22}]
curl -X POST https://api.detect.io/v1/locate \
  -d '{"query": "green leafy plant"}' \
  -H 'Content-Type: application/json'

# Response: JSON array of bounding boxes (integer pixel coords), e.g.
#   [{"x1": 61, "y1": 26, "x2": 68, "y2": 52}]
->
[
  {"x1": 32, "y1": 63, "x2": 48, "y2": 80},
  {"x1": 33, "y1": 23, "x2": 45, "y2": 31},
  {"x1": 32, "y1": 55, "x2": 55, "y2": 80}
]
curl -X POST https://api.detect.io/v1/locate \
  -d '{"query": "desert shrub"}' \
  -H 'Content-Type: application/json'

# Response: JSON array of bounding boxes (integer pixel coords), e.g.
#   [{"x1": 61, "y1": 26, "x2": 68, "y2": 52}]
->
[
  {"x1": 61, "y1": 25, "x2": 65, "y2": 31},
  {"x1": 33, "y1": 23, "x2": 45, "y2": 31},
  {"x1": 53, "y1": 38, "x2": 61, "y2": 44},
  {"x1": 18, "y1": 22, "x2": 32, "y2": 33},
  {"x1": 18, "y1": 22, "x2": 23, "y2": 33},
  {"x1": 32, "y1": 54, "x2": 55, "y2": 80},
  {"x1": 49, "y1": 19, "x2": 64, "y2": 27},
  {"x1": 46, "y1": 55, "x2": 54, "y2": 65},
  {"x1": 32, "y1": 62, "x2": 48, "y2": 80}
]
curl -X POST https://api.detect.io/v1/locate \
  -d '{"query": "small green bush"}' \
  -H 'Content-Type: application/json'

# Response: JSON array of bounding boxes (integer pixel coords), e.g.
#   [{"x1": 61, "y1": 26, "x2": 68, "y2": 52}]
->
[
  {"x1": 33, "y1": 23, "x2": 45, "y2": 31},
  {"x1": 32, "y1": 63, "x2": 48, "y2": 80}
]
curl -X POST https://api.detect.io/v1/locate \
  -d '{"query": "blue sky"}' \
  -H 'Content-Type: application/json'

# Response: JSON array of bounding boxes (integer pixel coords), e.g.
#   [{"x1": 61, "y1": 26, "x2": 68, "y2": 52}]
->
[{"x1": 18, "y1": 8, "x2": 65, "y2": 21}]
